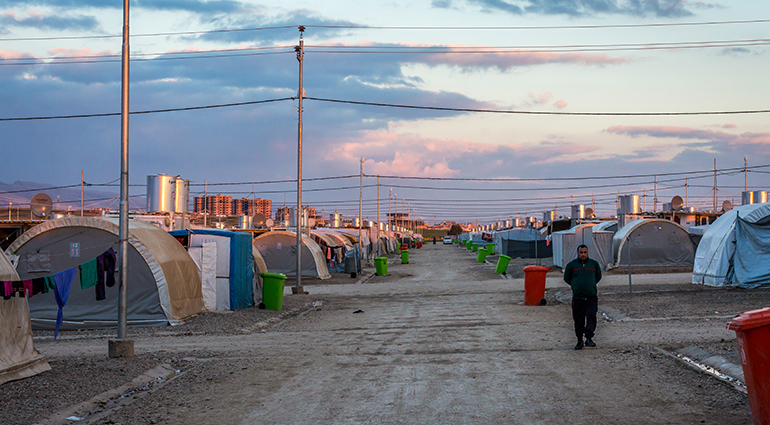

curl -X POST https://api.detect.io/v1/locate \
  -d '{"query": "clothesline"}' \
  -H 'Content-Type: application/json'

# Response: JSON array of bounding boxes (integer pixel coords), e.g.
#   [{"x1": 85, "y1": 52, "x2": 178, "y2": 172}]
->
[{"x1": 3, "y1": 247, "x2": 116, "y2": 339}]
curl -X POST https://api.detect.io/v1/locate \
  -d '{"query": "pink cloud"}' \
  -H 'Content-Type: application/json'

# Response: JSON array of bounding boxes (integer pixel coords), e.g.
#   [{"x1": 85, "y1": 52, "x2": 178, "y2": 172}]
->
[
  {"x1": 325, "y1": 130, "x2": 602, "y2": 176},
  {"x1": 553, "y1": 100, "x2": 568, "y2": 109},
  {"x1": 722, "y1": 123, "x2": 737, "y2": 129},
  {"x1": 0, "y1": 49, "x2": 33, "y2": 60},
  {"x1": 528, "y1": 92, "x2": 553, "y2": 105},
  {"x1": 48, "y1": 47, "x2": 115, "y2": 57}
]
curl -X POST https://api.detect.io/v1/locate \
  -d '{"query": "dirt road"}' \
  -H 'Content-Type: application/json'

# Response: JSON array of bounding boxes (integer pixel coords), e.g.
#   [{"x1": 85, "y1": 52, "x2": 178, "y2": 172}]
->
[{"x1": 7, "y1": 243, "x2": 755, "y2": 424}]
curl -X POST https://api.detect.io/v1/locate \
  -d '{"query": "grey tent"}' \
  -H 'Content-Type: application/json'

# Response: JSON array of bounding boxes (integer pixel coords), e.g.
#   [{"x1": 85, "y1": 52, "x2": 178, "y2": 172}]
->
[
  {"x1": 693, "y1": 203, "x2": 770, "y2": 288},
  {"x1": 253, "y1": 230, "x2": 331, "y2": 279},
  {"x1": 611, "y1": 218, "x2": 695, "y2": 268},
  {"x1": 497, "y1": 228, "x2": 552, "y2": 258},
  {"x1": 6, "y1": 217, "x2": 204, "y2": 330},
  {"x1": 552, "y1": 224, "x2": 613, "y2": 270},
  {"x1": 0, "y1": 252, "x2": 51, "y2": 385}
]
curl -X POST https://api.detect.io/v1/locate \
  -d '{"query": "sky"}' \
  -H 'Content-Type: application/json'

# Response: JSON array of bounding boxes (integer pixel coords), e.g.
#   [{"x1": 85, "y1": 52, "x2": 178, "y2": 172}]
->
[{"x1": 1, "y1": 0, "x2": 769, "y2": 224}]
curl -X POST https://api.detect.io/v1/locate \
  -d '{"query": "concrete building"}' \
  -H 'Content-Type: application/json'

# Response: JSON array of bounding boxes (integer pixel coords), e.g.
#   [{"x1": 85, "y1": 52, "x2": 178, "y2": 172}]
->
[
  {"x1": 232, "y1": 198, "x2": 272, "y2": 218},
  {"x1": 193, "y1": 194, "x2": 232, "y2": 216}
]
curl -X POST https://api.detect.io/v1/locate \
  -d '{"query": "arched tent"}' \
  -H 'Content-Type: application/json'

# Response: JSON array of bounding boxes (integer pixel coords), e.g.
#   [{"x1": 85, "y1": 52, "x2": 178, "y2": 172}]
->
[
  {"x1": 310, "y1": 230, "x2": 345, "y2": 273},
  {"x1": 168, "y1": 229, "x2": 254, "y2": 311},
  {"x1": 253, "y1": 231, "x2": 331, "y2": 279},
  {"x1": 592, "y1": 221, "x2": 618, "y2": 233},
  {"x1": 495, "y1": 228, "x2": 552, "y2": 259},
  {"x1": 6, "y1": 217, "x2": 204, "y2": 330},
  {"x1": 0, "y1": 252, "x2": 51, "y2": 385},
  {"x1": 611, "y1": 219, "x2": 695, "y2": 268},
  {"x1": 552, "y1": 223, "x2": 613, "y2": 270},
  {"x1": 693, "y1": 203, "x2": 770, "y2": 287}
]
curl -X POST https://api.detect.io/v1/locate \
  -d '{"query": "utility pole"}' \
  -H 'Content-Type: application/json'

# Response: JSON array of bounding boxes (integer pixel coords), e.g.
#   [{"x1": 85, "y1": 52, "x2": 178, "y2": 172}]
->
[
  {"x1": 389, "y1": 188, "x2": 392, "y2": 230},
  {"x1": 111, "y1": 0, "x2": 133, "y2": 358},
  {"x1": 653, "y1": 176, "x2": 657, "y2": 213},
  {"x1": 686, "y1": 177, "x2": 688, "y2": 208},
  {"x1": 377, "y1": 175, "x2": 380, "y2": 234},
  {"x1": 203, "y1": 180, "x2": 207, "y2": 227},
  {"x1": 294, "y1": 26, "x2": 305, "y2": 294},
  {"x1": 359, "y1": 157, "x2": 364, "y2": 263},
  {"x1": 713, "y1": 158, "x2": 717, "y2": 212},
  {"x1": 81, "y1": 170, "x2": 84, "y2": 217},
  {"x1": 745, "y1": 157, "x2": 748, "y2": 191},
  {"x1": 394, "y1": 194, "x2": 397, "y2": 232}
]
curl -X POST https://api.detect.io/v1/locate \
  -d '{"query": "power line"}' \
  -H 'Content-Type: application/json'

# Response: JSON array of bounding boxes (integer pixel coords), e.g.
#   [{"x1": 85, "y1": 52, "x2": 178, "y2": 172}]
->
[
  {"x1": 0, "y1": 50, "x2": 293, "y2": 66},
  {"x1": 367, "y1": 166, "x2": 761, "y2": 181},
  {"x1": 0, "y1": 97, "x2": 292, "y2": 121},
  {"x1": 2, "y1": 19, "x2": 766, "y2": 43},
  {"x1": 306, "y1": 97, "x2": 770, "y2": 116}
]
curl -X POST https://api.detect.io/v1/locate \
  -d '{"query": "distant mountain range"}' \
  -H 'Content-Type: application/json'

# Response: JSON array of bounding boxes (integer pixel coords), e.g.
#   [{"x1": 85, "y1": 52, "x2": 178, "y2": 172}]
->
[{"x1": 0, "y1": 180, "x2": 145, "y2": 211}]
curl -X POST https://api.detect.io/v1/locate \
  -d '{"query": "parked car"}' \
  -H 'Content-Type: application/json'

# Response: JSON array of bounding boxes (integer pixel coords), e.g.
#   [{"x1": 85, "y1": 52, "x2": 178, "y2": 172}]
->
[{"x1": 443, "y1": 236, "x2": 453, "y2": 244}]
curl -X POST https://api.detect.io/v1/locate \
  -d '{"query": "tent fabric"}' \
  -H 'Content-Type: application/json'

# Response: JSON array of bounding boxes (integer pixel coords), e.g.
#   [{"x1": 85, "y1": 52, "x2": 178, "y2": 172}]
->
[
  {"x1": 611, "y1": 218, "x2": 695, "y2": 268},
  {"x1": 189, "y1": 242, "x2": 218, "y2": 310},
  {"x1": 252, "y1": 246, "x2": 266, "y2": 302},
  {"x1": 693, "y1": 203, "x2": 770, "y2": 287},
  {"x1": 0, "y1": 253, "x2": 51, "y2": 385},
  {"x1": 253, "y1": 230, "x2": 331, "y2": 279},
  {"x1": 169, "y1": 229, "x2": 254, "y2": 310},
  {"x1": 552, "y1": 224, "x2": 613, "y2": 270},
  {"x1": 6, "y1": 217, "x2": 204, "y2": 329},
  {"x1": 592, "y1": 221, "x2": 618, "y2": 233},
  {"x1": 495, "y1": 228, "x2": 552, "y2": 258}
]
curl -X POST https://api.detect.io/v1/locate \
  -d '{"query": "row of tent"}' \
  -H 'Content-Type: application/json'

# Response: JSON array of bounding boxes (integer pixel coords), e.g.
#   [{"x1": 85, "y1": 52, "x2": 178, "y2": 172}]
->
[
  {"x1": 3, "y1": 217, "x2": 410, "y2": 332},
  {"x1": 459, "y1": 203, "x2": 770, "y2": 289},
  {"x1": 1, "y1": 216, "x2": 412, "y2": 385}
]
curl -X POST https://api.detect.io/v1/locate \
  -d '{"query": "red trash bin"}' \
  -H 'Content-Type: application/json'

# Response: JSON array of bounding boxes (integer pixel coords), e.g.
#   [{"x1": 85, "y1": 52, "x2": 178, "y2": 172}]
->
[
  {"x1": 523, "y1": 265, "x2": 550, "y2": 306},
  {"x1": 727, "y1": 307, "x2": 770, "y2": 424}
]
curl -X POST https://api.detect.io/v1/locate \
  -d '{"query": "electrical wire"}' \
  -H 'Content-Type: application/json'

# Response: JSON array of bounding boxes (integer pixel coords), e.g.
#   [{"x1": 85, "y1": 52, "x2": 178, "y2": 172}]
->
[
  {"x1": 306, "y1": 97, "x2": 770, "y2": 116},
  {"x1": 2, "y1": 19, "x2": 767, "y2": 42},
  {"x1": 0, "y1": 97, "x2": 293, "y2": 121}
]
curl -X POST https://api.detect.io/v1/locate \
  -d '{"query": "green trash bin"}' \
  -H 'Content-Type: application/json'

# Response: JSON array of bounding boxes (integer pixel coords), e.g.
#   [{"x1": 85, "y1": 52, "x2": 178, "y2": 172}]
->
[
  {"x1": 396, "y1": 242, "x2": 401, "y2": 251},
  {"x1": 466, "y1": 241, "x2": 472, "y2": 250},
  {"x1": 477, "y1": 249, "x2": 488, "y2": 263},
  {"x1": 472, "y1": 243, "x2": 479, "y2": 252},
  {"x1": 375, "y1": 257, "x2": 388, "y2": 276},
  {"x1": 495, "y1": 255, "x2": 512, "y2": 274},
  {"x1": 401, "y1": 249, "x2": 409, "y2": 264},
  {"x1": 260, "y1": 272, "x2": 287, "y2": 311},
  {"x1": 486, "y1": 244, "x2": 495, "y2": 255}
]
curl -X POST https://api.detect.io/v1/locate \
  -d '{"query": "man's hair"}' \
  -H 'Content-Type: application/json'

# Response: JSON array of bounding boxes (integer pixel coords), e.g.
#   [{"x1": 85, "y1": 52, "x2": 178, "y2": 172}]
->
[{"x1": 577, "y1": 244, "x2": 588, "y2": 251}]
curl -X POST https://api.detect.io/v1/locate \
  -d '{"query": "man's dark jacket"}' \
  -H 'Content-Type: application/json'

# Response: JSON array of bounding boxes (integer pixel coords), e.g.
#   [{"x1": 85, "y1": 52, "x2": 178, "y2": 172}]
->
[{"x1": 563, "y1": 258, "x2": 602, "y2": 299}]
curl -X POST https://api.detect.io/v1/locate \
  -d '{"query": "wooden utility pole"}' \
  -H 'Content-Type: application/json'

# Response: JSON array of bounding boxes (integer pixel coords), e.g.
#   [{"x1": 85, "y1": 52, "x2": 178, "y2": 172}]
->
[{"x1": 294, "y1": 26, "x2": 305, "y2": 293}]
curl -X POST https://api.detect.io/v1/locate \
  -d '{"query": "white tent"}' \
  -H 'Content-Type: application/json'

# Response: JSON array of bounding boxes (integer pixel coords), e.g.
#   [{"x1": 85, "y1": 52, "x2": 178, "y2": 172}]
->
[
  {"x1": 6, "y1": 217, "x2": 204, "y2": 329},
  {"x1": 611, "y1": 218, "x2": 695, "y2": 268},
  {"x1": 693, "y1": 203, "x2": 770, "y2": 287},
  {"x1": 552, "y1": 223, "x2": 614, "y2": 270},
  {"x1": 0, "y1": 253, "x2": 51, "y2": 385},
  {"x1": 253, "y1": 230, "x2": 331, "y2": 279}
]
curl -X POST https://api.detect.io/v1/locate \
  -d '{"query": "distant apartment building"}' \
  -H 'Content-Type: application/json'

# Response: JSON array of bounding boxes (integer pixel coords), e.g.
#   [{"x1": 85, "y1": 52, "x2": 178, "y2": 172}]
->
[
  {"x1": 193, "y1": 194, "x2": 232, "y2": 216},
  {"x1": 274, "y1": 205, "x2": 320, "y2": 223},
  {"x1": 232, "y1": 198, "x2": 272, "y2": 218}
]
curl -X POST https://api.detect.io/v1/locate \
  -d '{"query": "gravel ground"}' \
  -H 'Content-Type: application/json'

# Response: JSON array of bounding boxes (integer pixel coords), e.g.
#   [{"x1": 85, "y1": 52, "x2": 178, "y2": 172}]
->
[{"x1": 0, "y1": 245, "x2": 759, "y2": 424}]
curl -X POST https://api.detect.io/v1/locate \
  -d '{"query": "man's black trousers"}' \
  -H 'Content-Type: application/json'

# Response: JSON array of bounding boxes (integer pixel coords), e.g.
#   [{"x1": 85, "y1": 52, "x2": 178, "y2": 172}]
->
[{"x1": 571, "y1": 296, "x2": 598, "y2": 340}]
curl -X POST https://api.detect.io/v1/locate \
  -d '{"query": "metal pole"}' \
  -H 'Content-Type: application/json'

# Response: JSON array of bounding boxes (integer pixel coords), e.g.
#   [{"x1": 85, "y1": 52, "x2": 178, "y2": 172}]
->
[
  {"x1": 377, "y1": 175, "x2": 380, "y2": 234},
  {"x1": 627, "y1": 235, "x2": 632, "y2": 296},
  {"x1": 203, "y1": 179, "x2": 207, "y2": 227},
  {"x1": 686, "y1": 177, "x2": 688, "y2": 208},
  {"x1": 359, "y1": 157, "x2": 364, "y2": 262},
  {"x1": 745, "y1": 157, "x2": 748, "y2": 191},
  {"x1": 653, "y1": 176, "x2": 657, "y2": 213},
  {"x1": 389, "y1": 188, "x2": 392, "y2": 230},
  {"x1": 81, "y1": 170, "x2": 84, "y2": 217},
  {"x1": 115, "y1": 0, "x2": 131, "y2": 351},
  {"x1": 713, "y1": 158, "x2": 717, "y2": 211},
  {"x1": 295, "y1": 26, "x2": 304, "y2": 291}
]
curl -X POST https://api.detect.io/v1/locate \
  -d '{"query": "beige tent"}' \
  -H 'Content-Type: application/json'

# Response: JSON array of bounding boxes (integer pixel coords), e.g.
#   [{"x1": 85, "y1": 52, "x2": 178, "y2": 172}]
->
[
  {"x1": 6, "y1": 217, "x2": 204, "y2": 329},
  {"x1": 0, "y1": 252, "x2": 51, "y2": 385},
  {"x1": 253, "y1": 230, "x2": 331, "y2": 279}
]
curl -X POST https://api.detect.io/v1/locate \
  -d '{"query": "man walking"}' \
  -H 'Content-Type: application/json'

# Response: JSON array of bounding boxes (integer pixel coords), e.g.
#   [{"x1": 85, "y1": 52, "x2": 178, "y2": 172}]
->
[{"x1": 563, "y1": 244, "x2": 602, "y2": 350}]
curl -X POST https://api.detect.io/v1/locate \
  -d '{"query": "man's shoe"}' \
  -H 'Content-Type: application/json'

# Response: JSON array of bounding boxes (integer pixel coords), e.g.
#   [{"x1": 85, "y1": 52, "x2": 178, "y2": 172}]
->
[
  {"x1": 585, "y1": 338, "x2": 596, "y2": 347},
  {"x1": 574, "y1": 341, "x2": 584, "y2": 350}
]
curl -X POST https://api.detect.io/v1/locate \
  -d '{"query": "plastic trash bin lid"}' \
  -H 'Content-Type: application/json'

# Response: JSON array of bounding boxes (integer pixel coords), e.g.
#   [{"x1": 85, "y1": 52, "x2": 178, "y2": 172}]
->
[
  {"x1": 727, "y1": 307, "x2": 770, "y2": 332},
  {"x1": 259, "y1": 272, "x2": 287, "y2": 279},
  {"x1": 523, "y1": 266, "x2": 550, "y2": 272}
]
